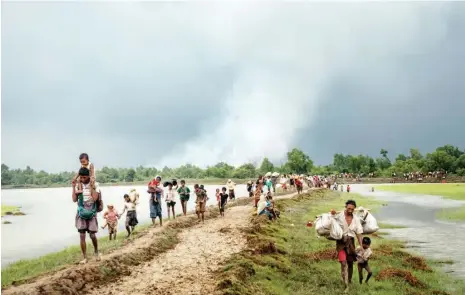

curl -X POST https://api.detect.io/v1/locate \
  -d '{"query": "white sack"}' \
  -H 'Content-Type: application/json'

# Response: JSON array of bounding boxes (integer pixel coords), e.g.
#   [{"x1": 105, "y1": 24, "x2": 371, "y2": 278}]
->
[
  {"x1": 315, "y1": 214, "x2": 332, "y2": 236},
  {"x1": 356, "y1": 207, "x2": 379, "y2": 234},
  {"x1": 328, "y1": 217, "x2": 343, "y2": 240}
]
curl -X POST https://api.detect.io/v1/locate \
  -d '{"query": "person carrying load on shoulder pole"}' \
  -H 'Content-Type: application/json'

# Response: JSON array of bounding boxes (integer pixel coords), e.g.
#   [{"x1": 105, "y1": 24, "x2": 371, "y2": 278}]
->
[{"x1": 330, "y1": 199, "x2": 364, "y2": 293}]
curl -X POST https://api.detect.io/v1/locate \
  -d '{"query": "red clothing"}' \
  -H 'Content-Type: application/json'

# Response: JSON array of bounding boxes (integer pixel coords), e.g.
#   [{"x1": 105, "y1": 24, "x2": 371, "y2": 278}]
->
[
  {"x1": 295, "y1": 179, "x2": 303, "y2": 187},
  {"x1": 148, "y1": 179, "x2": 159, "y2": 187}
]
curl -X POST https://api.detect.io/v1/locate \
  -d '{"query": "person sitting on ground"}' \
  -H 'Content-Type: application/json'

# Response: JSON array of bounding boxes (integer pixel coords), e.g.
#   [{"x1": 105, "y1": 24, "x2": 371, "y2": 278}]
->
[
  {"x1": 226, "y1": 179, "x2": 236, "y2": 201},
  {"x1": 101, "y1": 204, "x2": 119, "y2": 240},
  {"x1": 194, "y1": 184, "x2": 207, "y2": 222},
  {"x1": 258, "y1": 194, "x2": 275, "y2": 221},
  {"x1": 165, "y1": 182, "x2": 177, "y2": 220},
  {"x1": 266, "y1": 192, "x2": 280, "y2": 219},
  {"x1": 72, "y1": 167, "x2": 101, "y2": 264},
  {"x1": 120, "y1": 194, "x2": 138, "y2": 237},
  {"x1": 72, "y1": 153, "x2": 96, "y2": 190},
  {"x1": 356, "y1": 237, "x2": 373, "y2": 284},
  {"x1": 219, "y1": 187, "x2": 229, "y2": 217}
]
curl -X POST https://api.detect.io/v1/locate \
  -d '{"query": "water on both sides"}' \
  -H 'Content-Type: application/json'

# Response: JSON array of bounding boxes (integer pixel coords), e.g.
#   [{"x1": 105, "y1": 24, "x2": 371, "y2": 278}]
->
[{"x1": 2, "y1": 183, "x2": 465, "y2": 279}]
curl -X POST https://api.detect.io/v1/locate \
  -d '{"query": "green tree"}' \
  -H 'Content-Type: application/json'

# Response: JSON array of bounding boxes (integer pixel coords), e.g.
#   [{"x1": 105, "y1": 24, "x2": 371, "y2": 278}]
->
[
  {"x1": 285, "y1": 148, "x2": 313, "y2": 174},
  {"x1": 259, "y1": 158, "x2": 274, "y2": 175},
  {"x1": 395, "y1": 154, "x2": 407, "y2": 162},
  {"x1": 125, "y1": 168, "x2": 136, "y2": 182}
]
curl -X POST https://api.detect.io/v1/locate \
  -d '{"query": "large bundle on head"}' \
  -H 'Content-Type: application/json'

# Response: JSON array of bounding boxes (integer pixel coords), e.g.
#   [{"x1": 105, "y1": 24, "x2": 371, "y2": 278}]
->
[
  {"x1": 314, "y1": 213, "x2": 343, "y2": 240},
  {"x1": 272, "y1": 172, "x2": 280, "y2": 177},
  {"x1": 129, "y1": 189, "x2": 139, "y2": 203},
  {"x1": 265, "y1": 172, "x2": 272, "y2": 177},
  {"x1": 355, "y1": 207, "x2": 379, "y2": 234}
]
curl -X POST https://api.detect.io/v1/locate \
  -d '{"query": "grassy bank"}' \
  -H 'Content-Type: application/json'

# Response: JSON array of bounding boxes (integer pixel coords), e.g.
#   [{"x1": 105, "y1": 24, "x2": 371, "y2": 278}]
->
[
  {"x1": 216, "y1": 191, "x2": 465, "y2": 295},
  {"x1": 377, "y1": 183, "x2": 465, "y2": 221},
  {"x1": 1, "y1": 205, "x2": 23, "y2": 217},
  {"x1": 1, "y1": 196, "x2": 254, "y2": 289},
  {"x1": 1, "y1": 222, "x2": 153, "y2": 287}
]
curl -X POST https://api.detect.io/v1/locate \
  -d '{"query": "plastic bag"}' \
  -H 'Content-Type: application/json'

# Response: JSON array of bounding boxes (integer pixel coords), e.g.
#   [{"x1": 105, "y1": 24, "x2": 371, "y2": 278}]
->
[
  {"x1": 315, "y1": 214, "x2": 332, "y2": 236},
  {"x1": 328, "y1": 218, "x2": 343, "y2": 240},
  {"x1": 356, "y1": 207, "x2": 379, "y2": 234}
]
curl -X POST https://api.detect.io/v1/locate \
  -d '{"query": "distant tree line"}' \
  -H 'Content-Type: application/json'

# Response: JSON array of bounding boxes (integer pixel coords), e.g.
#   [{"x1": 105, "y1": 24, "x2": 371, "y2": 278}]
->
[{"x1": 2, "y1": 145, "x2": 465, "y2": 187}]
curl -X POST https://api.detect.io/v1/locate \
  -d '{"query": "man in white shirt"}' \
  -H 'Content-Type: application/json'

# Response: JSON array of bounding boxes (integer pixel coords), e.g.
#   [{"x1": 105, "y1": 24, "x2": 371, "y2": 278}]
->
[{"x1": 331, "y1": 199, "x2": 364, "y2": 291}]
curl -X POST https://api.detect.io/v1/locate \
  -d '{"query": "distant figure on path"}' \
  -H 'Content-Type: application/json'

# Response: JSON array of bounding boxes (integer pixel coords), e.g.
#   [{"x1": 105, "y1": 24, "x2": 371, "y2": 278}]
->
[
  {"x1": 120, "y1": 194, "x2": 138, "y2": 237},
  {"x1": 194, "y1": 184, "x2": 207, "y2": 222},
  {"x1": 219, "y1": 187, "x2": 229, "y2": 217},
  {"x1": 150, "y1": 185, "x2": 163, "y2": 227},
  {"x1": 177, "y1": 180, "x2": 190, "y2": 216},
  {"x1": 72, "y1": 167, "x2": 101, "y2": 264},
  {"x1": 254, "y1": 175, "x2": 264, "y2": 208},
  {"x1": 346, "y1": 185, "x2": 351, "y2": 193},
  {"x1": 165, "y1": 182, "x2": 177, "y2": 219},
  {"x1": 226, "y1": 179, "x2": 236, "y2": 201}
]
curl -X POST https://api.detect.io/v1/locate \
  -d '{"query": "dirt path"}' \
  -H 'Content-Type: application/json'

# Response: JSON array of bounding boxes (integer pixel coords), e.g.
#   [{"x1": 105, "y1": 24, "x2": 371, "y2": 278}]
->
[
  {"x1": 90, "y1": 205, "x2": 251, "y2": 295},
  {"x1": 4, "y1": 190, "x2": 301, "y2": 295}
]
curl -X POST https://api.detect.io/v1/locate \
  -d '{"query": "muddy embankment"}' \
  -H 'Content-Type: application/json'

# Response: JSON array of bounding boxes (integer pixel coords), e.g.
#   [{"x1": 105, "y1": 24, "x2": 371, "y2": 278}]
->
[{"x1": 1, "y1": 194, "x2": 263, "y2": 295}]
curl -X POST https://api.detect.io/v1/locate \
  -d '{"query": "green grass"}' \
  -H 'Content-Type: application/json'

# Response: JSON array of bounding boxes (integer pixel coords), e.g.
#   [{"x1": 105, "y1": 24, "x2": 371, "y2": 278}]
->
[
  {"x1": 1, "y1": 196, "x2": 254, "y2": 288},
  {"x1": 1, "y1": 222, "x2": 154, "y2": 287},
  {"x1": 376, "y1": 183, "x2": 465, "y2": 200},
  {"x1": 376, "y1": 183, "x2": 465, "y2": 221},
  {"x1": 217, "y1": 191, "x2": 465, "y2": 295},
  {"x1": 1, "y1": 205, "x2": 22, "y2": 216}
]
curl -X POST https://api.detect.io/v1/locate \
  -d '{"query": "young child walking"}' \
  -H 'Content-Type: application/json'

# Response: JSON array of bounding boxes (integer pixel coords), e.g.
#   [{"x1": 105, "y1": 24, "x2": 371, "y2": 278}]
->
[
  {"x1": 356, "y1": 237, "x2": 373, "y2": 284},
  {"x1": 216, "y1": 188, "x2": 221, "y2": 211},
  {"x1": 219, "y1": 187, "x2": 229, "y2": 217},
  {"x1": 165, "y1": 182, "x2": 177, "y2": 219},
  {"x1": 101, "y1": 204, "x2": 119, "y2": 240}
]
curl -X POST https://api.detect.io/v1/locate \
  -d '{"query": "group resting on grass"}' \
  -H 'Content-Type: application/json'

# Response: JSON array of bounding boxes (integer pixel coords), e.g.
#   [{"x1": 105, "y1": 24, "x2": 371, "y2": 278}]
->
[{"x1": 72, "y1": 153, "x2": 378, "y2": 292}]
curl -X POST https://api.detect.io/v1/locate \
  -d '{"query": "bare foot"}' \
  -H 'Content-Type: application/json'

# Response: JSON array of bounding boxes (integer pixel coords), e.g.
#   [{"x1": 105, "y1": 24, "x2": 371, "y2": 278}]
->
[
  {"x1": 95, "y1": 253, "x2": 101, "y2": 261},
  {"x1": 79, "y1": 258, "x2": 88, "y2": 264}
]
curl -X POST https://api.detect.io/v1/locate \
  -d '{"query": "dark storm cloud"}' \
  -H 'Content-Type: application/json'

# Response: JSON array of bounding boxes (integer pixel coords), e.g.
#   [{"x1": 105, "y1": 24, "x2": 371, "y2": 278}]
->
[{"x1": 2, "y1": 2, "x2": 465, "y2": 172}]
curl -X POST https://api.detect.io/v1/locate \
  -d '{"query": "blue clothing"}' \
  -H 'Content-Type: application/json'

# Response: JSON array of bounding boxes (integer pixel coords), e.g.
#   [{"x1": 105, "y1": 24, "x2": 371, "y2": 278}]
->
[{"x1": 150, "y1": 192, "x2": 162, "y2": 218}]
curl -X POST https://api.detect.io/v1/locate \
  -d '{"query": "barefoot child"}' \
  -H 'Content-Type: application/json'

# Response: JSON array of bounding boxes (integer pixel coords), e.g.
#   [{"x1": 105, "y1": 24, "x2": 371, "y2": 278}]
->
[
  {"x1": 177, "y1": 180, "x2": 190, "y2": 216},
  {"x1": 165, "y1": 182, "x2": 177, "y2": 219},
  {"x1": 101, "y1": 204, "x2": 119, "y2": 240},
  {"x1": 219, "y1": 187, "x2": 228, "y2": 217},
  {"x1": 216, "y1": 188, "x2": 221, "y2": 210},
  {"x1": 356, "y1": 237, "x2": 373, "y2": 284},
  {"x1": 194, "y1": 184, "x2": 207, "y2": 222},
  {"x1": 120, "y1": 194, "x2": 138, "y2": 237}
]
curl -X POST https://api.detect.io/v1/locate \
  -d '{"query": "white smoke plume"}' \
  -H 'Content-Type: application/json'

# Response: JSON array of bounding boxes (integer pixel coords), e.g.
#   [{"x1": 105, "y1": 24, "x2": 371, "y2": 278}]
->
[{"x1": 155, "y1": 2, "x2": 449, "y2": 168}]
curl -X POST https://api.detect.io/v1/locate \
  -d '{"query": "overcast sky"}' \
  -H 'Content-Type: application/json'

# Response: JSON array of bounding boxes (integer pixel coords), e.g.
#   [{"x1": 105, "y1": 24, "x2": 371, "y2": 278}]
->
[{"x1": 2, "y1": 2, "x2": 465, "y2": 172}]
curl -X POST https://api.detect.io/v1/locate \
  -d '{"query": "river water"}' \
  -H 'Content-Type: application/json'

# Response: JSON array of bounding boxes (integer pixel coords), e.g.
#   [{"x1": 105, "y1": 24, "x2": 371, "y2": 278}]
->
[
  {"x1": 1, "y1": 184, "x2": 249, "y2": 267},
  {"x1": 351, "y1": 184, "x2": 465, "y2": 278},
  {"x1": 2, "y1": 184, "x2": 465, "y2": 279}
]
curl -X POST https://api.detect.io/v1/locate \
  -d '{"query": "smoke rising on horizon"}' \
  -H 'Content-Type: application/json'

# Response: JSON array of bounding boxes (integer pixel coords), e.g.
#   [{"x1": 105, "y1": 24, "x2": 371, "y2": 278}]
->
[{"x1": 2, "y1": 2, "x2": 465, "y2": 172}]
